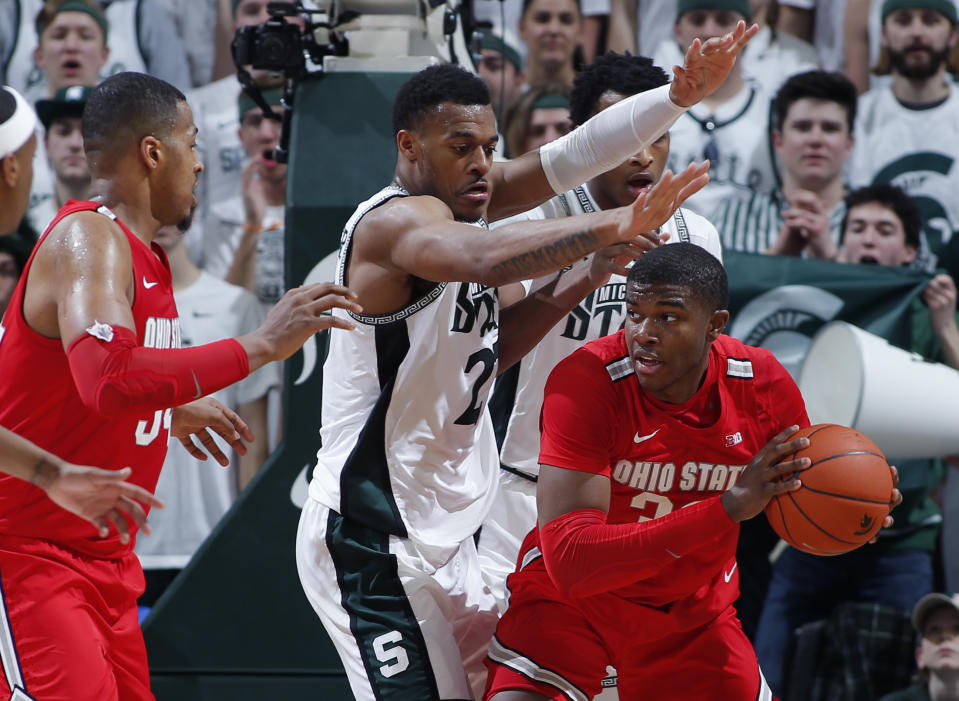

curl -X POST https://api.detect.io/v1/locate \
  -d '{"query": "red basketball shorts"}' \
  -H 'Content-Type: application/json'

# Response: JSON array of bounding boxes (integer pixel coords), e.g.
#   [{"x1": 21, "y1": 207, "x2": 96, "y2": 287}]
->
[
  {"x1": 485, "y1": 554, "x2": 774, "y2": 701},
  {"x1": 0, "y1": 536, "x2": 153, "y2": 701}
]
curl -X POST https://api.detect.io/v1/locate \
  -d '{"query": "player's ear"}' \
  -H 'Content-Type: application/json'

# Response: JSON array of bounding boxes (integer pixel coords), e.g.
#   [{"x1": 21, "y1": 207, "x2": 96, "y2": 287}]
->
[
  {"x1": 0, "y1": 154, "x2": 19, "y2": 188},
  {"x1": 708, "y1": 309, "x2": 729, "y2": 340},
  {"x1": 140, "y1": 135, "x2": 162, "y2": 170},
  {"x1": 396, "y1": 129, "x2": 419, "y2": 163}
]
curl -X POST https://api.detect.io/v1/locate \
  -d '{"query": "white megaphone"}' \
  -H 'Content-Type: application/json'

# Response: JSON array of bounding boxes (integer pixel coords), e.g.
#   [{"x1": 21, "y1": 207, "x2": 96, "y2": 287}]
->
[{"x1": 797, "y1": 321, "x2": 959, "y2": 460}]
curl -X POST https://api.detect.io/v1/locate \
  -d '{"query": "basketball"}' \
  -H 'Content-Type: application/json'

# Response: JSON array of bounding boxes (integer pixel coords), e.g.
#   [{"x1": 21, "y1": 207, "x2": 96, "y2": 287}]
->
[{"x1": 764, "y1": 424, "x2": 894, "y2": 556}]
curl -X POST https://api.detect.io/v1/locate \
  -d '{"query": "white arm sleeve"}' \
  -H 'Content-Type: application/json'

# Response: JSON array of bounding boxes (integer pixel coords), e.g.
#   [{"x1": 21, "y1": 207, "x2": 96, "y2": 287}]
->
[{"x1": 538, "y1": 84, "x2": 687, "y2": 195}]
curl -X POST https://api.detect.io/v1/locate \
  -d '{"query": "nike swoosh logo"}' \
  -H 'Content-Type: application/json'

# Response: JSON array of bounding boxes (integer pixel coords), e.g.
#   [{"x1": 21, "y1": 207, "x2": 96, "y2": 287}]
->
[
  {"x1": 724, "y1": 562, "x2": 738, "y2": 583},
  {"x1": 192, "y1": 310, "x2": 215, "y2": 318},
  {"x1": 191, "y1": 371, "x2": 202, "y2": 399},
  {"x1": 634, "y1": 428, "x2": 661, "y2": 444},
  {"x1": 143, "y1": 277, "x2": 159, "y2": 289}
]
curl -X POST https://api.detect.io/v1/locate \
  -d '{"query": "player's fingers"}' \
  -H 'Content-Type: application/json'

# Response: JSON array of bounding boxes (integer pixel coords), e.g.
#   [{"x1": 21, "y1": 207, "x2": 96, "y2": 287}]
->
[
  {"x1": 310, "y1": 292, "x2": 363, "y2": 316},
  {"x1": 889, "y1": 464, "x2": 899, "y2": 487},
  {"x1": 115, "y1": 495, "x2": 150, "y2": 534},
  {"x1": 91, "y1": 515, "x2": 111, "y2": 538},
  {"x1": 224, "y1": 406, "x2": 254, "y2": 443},
  {"x1": 890, "y1": 487, "x2": 903, "y2": 508},
  {"x1": 771, "y1": 457, "x2": 811, "y2": 479},
  {"x1": 113, "y1": 481, "x2": 164, "y2": 510},
  {"x1": 300, "y1": 282, "x2": 357, "y2": 302},
  {"x1": 196, "y1": 428, "x2": 232, "y2": 466},
  {"x1": 177, "y1": 435, "x2": 208, "y2": 462},
  {"x1": 317, "y1": 316, "x2": 359, "y2": 333},
  {"x1": 108, "y1": 508, "x2": 131, "y2": 544}
]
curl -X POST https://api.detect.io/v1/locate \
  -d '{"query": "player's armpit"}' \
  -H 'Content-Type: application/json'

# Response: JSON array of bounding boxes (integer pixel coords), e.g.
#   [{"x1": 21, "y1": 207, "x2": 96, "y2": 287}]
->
[
  {"x1": 67, "y1": 325, "x2": 249, "y2": 416},
  {"x1": 539, "y1": 499, "x2": 735, "y2": 598}
]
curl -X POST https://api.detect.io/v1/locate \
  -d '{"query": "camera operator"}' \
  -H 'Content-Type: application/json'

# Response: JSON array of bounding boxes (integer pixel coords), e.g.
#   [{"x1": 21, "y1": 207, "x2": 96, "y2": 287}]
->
[{"x1": 183, "y1": 0, "x2": 302, "y2": 276}]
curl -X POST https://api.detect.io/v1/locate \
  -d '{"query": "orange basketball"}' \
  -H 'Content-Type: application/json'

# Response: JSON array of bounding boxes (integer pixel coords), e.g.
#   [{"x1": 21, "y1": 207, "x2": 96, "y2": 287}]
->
[{"x1": 764, "y1": 424, "x2": 894, "y2": 556}]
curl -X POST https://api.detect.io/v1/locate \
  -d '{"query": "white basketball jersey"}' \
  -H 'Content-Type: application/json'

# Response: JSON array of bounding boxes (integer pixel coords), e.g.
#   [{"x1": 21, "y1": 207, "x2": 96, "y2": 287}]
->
[
  {"x1": 136, "y1": 272, "x2": 278, "y2": 568},
  {"x1": 665, "y1": 81, "x2": 777, "y2": 219},
  {"x1": 492, "y1": 184, "x2": 723, "y2": 477},
  {"x1": 850, "y1": 85, "x2": 959, "y2": 269},
  {"x1": 308, "y1": 185, "x2": 500, "y2": 560}
]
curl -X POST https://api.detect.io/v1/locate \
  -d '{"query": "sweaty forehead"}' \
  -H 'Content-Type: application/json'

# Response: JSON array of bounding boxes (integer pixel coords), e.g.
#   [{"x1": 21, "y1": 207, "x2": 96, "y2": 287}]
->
[
  {"x1": 422, "y1": 102, "x2": 496, "y2": 135},
  {"x1": 626, "y1": 281, "x2": 694, "y2": 303}
]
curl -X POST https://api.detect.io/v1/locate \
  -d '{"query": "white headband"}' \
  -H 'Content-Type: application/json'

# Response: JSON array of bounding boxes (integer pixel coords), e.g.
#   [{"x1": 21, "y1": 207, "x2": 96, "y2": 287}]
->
[{"x1": 0, "y1": 86, "x2": 38, "y2": 160}]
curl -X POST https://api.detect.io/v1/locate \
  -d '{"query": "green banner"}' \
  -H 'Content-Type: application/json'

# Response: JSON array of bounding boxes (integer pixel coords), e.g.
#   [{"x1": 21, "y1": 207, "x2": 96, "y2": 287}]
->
[{"x1": 725, "y1": 251, "x2": 930, "y2": 377}]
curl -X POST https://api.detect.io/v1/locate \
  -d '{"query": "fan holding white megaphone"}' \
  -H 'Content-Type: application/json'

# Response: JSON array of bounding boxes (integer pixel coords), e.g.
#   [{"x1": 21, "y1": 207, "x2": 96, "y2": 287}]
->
[{"x1": 753, "y1": 184, "x2": 959, "y2": 698}]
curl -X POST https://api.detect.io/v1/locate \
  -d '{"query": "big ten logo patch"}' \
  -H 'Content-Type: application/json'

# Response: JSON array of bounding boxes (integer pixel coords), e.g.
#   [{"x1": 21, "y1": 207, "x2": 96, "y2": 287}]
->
[
  {"x1": 451, "y1": 283, "x2": 497, "y2": 337},
  {"x1": 561, "y1": 281, "x2": 627, "y2": 341}
]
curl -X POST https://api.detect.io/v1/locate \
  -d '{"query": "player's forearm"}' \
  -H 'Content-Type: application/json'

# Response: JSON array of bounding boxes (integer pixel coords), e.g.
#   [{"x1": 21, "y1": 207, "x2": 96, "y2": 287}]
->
[
  {"x1": 539, "y1": 499, "x2": 736, "y2": 598},
  {"x1": 0, "y1": 426, "x2": 64, "y2": 488},
  {"x1": 538, "y1": 85, "x2": 686, "y2": 195},
  {"x1": 476, "y1": 214, "x2": 622, "y2": 287},
  {"x1": 497, "y1": 265, "x2": 598, "y2": 373},
  {"x1": 488, "y1": 86, "x2": 686, "y2": 220},
  {"x1": 67, "y1": 326, "x2": 250, "y2": 416}
]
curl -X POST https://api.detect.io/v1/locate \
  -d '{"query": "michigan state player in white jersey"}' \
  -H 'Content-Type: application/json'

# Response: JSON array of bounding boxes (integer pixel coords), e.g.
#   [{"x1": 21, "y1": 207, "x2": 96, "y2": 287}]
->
[
  {"x1": 849, "y1": 0, "x2": 959, "y2": 276},
  {"x1": 294, "y1": 24, "x2": 758, "y2": 701},
  {"x1": 479, "y1": 55, "x2": 723, "y2": 619}
]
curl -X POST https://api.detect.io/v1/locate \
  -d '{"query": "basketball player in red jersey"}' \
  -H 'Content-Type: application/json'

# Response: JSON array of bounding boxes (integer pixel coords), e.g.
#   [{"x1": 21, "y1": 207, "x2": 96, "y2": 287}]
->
[
  {"x1": 484, "y1": 243, "x2": 900, "y2": 701},
  {"x1": 0, "y1": 72, "x2": 359, "y2": 701}
]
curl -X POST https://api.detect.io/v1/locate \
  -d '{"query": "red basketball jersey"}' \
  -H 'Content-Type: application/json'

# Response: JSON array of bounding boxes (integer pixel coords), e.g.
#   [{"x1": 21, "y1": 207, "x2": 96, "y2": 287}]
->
[
  {"x1": 538, "y1": 331, "x2": 809, "y2": 607},
  {"x1": 0, "y1": 200, "x2": 179, "y2": 557}
]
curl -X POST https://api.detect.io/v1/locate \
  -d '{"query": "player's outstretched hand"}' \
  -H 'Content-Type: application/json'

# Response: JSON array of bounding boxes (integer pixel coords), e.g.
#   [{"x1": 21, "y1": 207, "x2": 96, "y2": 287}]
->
[
  {"x1": 587, "y1": 231, "x2": 671, "y2": 286},
  {"x1": 245, "y1": 282, "x2": 363, "y2": 367},
  {"x1": 670, "y1": 20, "x2": 759, "y2": 108},
  {"x1": 618, "y1": 162, "x2": 710, "y2": 241},
  {"x1": 171, "y1": 397, "x2": 255, "y2": 467},
  {"x1": 41, "y1": 463, "x2": 164, "y2": 544},
  {"x1": 720, "y1": 425, "x2": 811, "y2": 522}
]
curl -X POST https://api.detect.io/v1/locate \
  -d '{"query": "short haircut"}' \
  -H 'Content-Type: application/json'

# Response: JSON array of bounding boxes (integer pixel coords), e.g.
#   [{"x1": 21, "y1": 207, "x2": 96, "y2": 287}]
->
[
  {"x1": 522, "y1": 0, "x2": 581, "y2": 17},
  {"x1": 627, "y1": 242, "x2": 728, "y2": 311},
  {"x1": 569, "y1": 53, "x2": 669, "y2": 127},
  {"x1": 392, "y1": 64, "x2": 491, "y2": 135},
  {"x1": 773, "y1": 70, "x2": 858, "y2": 132},
  {"x1": 82, "y1": 72, "x2": 186, "y2": 168},
  {"x1": 841, "y1": 184, "x2": 922, "y2": 250}
]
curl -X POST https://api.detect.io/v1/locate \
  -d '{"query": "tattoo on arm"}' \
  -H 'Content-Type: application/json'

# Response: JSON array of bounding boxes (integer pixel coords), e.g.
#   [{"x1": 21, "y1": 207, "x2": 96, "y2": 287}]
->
[
  {"x1": 489, "y1": 228, "x2": 600, "y2": 281},
  {"x1": 30, "y1": 457, "x2": 56, "y2": 488}
]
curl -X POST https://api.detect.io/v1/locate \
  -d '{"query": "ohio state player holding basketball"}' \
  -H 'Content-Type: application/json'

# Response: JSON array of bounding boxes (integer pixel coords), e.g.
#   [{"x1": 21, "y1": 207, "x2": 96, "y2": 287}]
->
[
  {"x1": 484, "y1": 243, "x2": 899, "y2": 701},
  {"x1": 0, "y1": 72, "x2": 359, "y2": 701}
]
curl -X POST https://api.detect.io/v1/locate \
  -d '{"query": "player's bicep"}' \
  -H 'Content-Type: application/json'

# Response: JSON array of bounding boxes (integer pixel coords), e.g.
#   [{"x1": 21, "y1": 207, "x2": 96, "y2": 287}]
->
[
  {"x1": 537, "y1": 464, "x2": 611, "y2": 526},
  {"x1": 53, "y1": 217, "x2": 137, "y2": 350},
  {"x1": 360, "y1": 198, "x2": 485, "y2": 283}
]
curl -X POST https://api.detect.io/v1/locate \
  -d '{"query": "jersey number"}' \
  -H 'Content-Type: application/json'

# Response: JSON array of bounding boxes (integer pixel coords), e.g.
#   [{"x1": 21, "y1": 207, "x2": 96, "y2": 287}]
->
[
  {"x1": 629, "y1": 493, "x2": 702, "y2": 522},
  {"x1": 135, "y1": 408, "x2": 172, "y2": 446},
  {"x1": 372, "y1": 631, "x2": 410, "y2": 678},
  {"x1": 454, "y1": 342, "x2": 498, "y2": 426}
]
